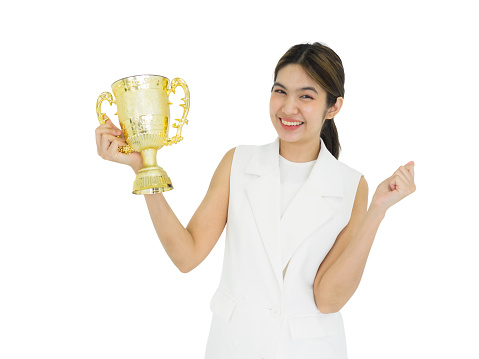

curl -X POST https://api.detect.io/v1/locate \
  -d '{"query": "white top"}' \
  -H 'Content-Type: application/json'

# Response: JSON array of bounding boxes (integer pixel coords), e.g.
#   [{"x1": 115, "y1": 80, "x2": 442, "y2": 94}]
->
[{"x1": 279, "y1": 154, "x2": 316, "y2": 279}]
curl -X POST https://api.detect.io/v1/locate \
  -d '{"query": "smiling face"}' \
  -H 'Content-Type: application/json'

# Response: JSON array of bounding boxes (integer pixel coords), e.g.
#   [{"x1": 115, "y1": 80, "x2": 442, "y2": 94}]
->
[{"x1": 270, "y1": 64, "x2": 340, "y2": 148}]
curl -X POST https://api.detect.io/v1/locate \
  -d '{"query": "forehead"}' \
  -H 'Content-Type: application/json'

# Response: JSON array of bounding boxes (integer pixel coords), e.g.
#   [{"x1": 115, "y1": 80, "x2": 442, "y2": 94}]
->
[{"x1": 275, "y1": 64, "x2": 320, "y2": 90}]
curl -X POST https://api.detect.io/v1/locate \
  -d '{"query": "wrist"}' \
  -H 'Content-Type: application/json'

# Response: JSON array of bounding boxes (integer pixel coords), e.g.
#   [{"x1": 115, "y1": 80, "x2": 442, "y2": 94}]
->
[
  {"x1": 130, "y1": 162, "x2": 142, "y2": 175},
  {"x1": 367, "y1": 203, "x2": 387, "y2": 220}
]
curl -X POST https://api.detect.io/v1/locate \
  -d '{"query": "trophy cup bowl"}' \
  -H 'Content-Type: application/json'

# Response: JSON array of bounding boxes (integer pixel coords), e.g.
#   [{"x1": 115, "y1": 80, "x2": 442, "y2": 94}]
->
[{"x1": 96, "y1": 74, "x2": 190, "y2": 194}]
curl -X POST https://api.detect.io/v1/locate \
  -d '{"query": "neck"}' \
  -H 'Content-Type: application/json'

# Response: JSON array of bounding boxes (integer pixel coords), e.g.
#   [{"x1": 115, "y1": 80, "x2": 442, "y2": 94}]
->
[{"x1": 279, "y1": 137, "x2": 321, "y2": 163}]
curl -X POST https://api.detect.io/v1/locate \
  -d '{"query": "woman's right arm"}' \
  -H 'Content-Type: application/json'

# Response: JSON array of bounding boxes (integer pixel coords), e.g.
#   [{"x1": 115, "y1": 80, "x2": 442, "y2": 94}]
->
[
  {"x1": 144, "y1": 147, "x2": 234, "y2": 273},
  {"x1": 95, "y1": 116, "x2": 234, "y2": 273}
]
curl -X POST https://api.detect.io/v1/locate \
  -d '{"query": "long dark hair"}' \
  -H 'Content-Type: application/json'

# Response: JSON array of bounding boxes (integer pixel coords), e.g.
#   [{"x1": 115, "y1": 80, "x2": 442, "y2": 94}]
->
[{"x1": 273, "y1": 42, "x2": 345, "y2": 159}]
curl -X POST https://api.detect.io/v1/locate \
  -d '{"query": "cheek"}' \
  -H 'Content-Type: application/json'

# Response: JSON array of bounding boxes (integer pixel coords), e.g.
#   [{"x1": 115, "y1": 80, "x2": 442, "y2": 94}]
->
[
  {"x1": 269, "y1": 96, "x2": 280, "y2": 116},
  {"x1": 303, "y1": 104, "x2": 322, "y2": 121}
]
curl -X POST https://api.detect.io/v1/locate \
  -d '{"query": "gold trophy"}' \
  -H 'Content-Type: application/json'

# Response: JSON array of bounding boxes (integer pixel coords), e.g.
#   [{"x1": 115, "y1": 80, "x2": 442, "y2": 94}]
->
[{"x1": 96, "y1": 74, "x2": 190, "y2": 194}]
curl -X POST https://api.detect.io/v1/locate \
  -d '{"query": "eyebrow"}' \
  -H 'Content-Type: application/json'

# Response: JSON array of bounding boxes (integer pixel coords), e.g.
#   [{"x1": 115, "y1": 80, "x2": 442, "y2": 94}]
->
[{"x1": 273, "y1": 82, "x2": 318, "y2": 94}]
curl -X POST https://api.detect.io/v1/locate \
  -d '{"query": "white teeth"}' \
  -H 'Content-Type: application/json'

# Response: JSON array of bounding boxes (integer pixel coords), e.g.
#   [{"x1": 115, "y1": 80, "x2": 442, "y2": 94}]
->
[{"x1": 281, "y1": 118, "x2": 303, "y2": 126}]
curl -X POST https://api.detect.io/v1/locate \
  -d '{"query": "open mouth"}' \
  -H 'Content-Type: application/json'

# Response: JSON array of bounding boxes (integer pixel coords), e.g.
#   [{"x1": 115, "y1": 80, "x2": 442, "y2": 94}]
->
[{"x1": 280, "y1": 117, "x2": 304, "y2": 129}]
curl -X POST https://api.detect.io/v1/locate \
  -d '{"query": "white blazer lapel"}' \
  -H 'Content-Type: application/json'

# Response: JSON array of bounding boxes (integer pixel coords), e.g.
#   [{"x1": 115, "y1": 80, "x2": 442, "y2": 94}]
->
[
  {"x1": 280, "y1": 137, "x2": 344, "y2": 272},
  {"x1": 245, "y1": 137, "x2": 283, "y2": 292},
  {"x1": 244, "y1": 137, "x2": 344, "y2": 290}
]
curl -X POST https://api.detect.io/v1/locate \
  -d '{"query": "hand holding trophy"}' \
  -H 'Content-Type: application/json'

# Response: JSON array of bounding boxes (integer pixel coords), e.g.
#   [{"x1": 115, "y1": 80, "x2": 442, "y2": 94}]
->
[{"x1": 96, "y1": 75, "x2": 190, "y2": 194}]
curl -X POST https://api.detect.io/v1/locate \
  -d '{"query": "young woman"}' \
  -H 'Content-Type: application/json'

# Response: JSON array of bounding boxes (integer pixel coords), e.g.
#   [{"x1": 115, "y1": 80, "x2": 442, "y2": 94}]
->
[{"x1": 95, "y1": 42, "x2": 416, "y2": 359}]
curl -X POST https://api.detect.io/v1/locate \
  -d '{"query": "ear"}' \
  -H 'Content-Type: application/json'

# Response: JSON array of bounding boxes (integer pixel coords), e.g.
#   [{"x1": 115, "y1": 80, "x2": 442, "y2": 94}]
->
[{"x1": 325, "y1": 97, "x2": 344, "y2": 119}]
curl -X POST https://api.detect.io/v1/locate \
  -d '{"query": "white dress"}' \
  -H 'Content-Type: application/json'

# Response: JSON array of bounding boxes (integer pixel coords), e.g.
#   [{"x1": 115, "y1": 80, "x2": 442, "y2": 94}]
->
[{"x1": 205, "y1": 137, "x2": 363, "y2": 359}]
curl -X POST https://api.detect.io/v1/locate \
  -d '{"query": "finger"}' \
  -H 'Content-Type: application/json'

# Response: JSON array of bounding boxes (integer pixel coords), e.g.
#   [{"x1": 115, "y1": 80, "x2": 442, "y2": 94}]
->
[
  {"x1": 96, "y1": 128, "x2": 121, "y2": 154},
  {"x1": 392, "y1": 170, "x2": 409, "y2": 190},
  {"x1": 98, "y1": 117, "x2": 117, "y2": 130},
  {"x1": 96, "y1": 127, "x2": 109, "y2": 154},
  {"x1": 399, "y1": 168, "x2": 416, "y2": 192},
  {"x1": 398, "y1": 166, "x2": 413, "y2": 183},
  {"x1": 96, "y1": 126, "x2": 122, "y2": 136},
  {"x1": 96, "y1": 122, "x2": 115, "y2": 134},
  {"x1": 396, "y1": 167, "x2": 416, "y2": 192},
  {"x1": 393, "y1": 164, "x2": 407, "y2": 177},
  {"x1": 405, "y1": 161, "x2": 415, "y2": 178},
  {"x1": 114, "y1": 137, "x2": 129, "y2": 147},
  {"x1": 106, "y1": 136, "x2": 120, "y2": 158},
  {"x1": 100, "y1": 133, "x2": 126, "y2": 158},
  {"x1": 95, "y1": 128, "x2": 101, "y2": 152},
  {"x1": 100, "y1": 133, "x2": 115, "y2": 158},
  {"x1": 404, "y1": 164, "x2": 416, "y2": 192},
  {"x1": 96, "y1": 126, "x2": 122, "y2": 143},
  {"x1": 107, "y1": 137, "x2": 130, "y2": 160},
  {"x1": 105, "y1": 118, "x2": 120, "y2": 131},
  {"x1": 107, "y1": 134, "x2": 131, "y2": 158},
  {"x1": 401, "y1": 162, "x2": 415, "y2": 185}
]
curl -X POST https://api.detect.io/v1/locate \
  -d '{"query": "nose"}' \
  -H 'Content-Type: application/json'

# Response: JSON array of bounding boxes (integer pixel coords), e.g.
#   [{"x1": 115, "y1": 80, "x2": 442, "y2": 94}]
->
[{"x1": 282, "y1": 95, "x2": 299, "y2": 116}]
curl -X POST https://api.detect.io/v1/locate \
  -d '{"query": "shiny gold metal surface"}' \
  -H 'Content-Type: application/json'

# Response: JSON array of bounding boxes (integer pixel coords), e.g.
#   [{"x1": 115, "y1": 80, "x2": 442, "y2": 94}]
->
[{"x1": 96, "y1": 74, "x2": 190, "y2": 194}]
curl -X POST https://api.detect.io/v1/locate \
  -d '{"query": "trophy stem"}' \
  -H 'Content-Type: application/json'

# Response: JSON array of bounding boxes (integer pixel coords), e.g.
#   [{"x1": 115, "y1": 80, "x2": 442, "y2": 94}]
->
[
  {"x1": 133, "y1": 149, "x2": 173, "y2": 195},
  {"x1": 141, "y1": 148, "x2": 158, "y2": 168}
]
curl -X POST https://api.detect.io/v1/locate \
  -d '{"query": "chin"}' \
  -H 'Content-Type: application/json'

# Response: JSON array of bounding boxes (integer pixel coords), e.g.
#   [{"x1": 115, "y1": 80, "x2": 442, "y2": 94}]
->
[{"x1": 277, "y1": 133, "x2": 302, "y2": 143}]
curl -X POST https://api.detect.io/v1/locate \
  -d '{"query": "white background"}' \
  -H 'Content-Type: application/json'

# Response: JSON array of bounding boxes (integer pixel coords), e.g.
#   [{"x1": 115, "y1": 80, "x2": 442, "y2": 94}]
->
[{"x1": 1, "y1": 0, "x2": 478, "y2": 358}]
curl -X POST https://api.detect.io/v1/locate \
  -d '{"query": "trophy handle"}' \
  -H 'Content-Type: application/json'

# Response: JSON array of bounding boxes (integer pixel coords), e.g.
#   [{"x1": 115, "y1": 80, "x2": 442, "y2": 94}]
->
[
  {"x1": 96, "y1": 91, "x2": 134, "y2": 154},
  {"x1": 164, "y1": 78, "x2": 190, "y2": 146}
]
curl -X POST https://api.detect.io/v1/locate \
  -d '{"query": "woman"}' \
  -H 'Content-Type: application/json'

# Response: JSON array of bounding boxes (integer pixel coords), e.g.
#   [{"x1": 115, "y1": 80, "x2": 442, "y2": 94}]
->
[{"x1": 95, "y1": 42, "x2": 416, "y2": 359}]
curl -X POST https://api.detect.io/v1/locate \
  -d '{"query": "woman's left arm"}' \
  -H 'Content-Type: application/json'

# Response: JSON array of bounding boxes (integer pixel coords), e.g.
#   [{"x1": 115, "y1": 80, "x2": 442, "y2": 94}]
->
[{"x1": 313, "y1": 161, "x2": 416, "y2": 314}]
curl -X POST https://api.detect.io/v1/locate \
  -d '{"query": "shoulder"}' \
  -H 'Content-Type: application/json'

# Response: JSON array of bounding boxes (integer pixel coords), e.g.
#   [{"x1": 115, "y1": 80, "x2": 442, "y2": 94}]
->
[
  {"x1": 216, "y1": 143, "x2": 263, "y2": 172},
  {"x1": 354, "y1": 175, "x2": 368, "y2": 205},
  {"x1": 337, "y1": 159, "x2": 366, "y2": 185},
  {"x1": 227, "y1": 143, "x2": 264, "y2": 169},
  {"x1": 217, "y1": 147, "x2": 236, "y2": 173},
  {"x1": 336, "y1": 160, "x2": 368, "y2": 202},
  {"x1": 233, "y1": 143, "x2": 261, "y2": 157},
  {"x1": 223, "y1": 147, "x2": 237, "y2": 161},
  {"x1": 336, "y1": 159, "x2": 364, "y2": 181},
  {"x1": 208, "y1": 147, "x2": 237, "y2": 192}
]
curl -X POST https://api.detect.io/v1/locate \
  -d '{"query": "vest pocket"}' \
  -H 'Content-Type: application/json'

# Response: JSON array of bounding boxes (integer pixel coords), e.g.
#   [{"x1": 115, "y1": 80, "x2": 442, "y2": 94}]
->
[
  {"x1": 288, "y1": 313, "x2": 342, "y2": 340},
  {"x1": 209, "y1": 288, "x2": 237, "y2": 322}
]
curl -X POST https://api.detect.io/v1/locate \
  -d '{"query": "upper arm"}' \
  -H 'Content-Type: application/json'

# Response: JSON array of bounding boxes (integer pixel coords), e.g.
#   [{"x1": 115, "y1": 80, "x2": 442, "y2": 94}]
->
[
  {"x1": 313, "y1": 175, "x2": 369, "y2": 291},
  {"x1": 185, "y1": 147, "x2": 236, "y2": 270}
]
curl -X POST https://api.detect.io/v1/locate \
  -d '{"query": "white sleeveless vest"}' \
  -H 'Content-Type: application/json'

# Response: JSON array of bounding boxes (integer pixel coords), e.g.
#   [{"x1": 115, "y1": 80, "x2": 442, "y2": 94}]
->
[{"x1": 205, "y1": 137, "x2": 363, "y2": 359}]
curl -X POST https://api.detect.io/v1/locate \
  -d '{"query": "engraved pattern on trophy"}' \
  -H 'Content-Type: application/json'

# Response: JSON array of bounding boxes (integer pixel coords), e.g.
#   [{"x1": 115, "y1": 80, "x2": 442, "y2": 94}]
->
[
  {"x1": 117, "y1": 78, "x2": 149, "y2": 91},
  {"x1": 133, "y1": 171, "x2": 172, "y2": 192},
  {"x1": 114, "y1": 75, "x2": 168, "y2": 94},
  {"x1": 121, "y1": 115, "x2": 169, "y2": 151},
  {"x1": 96, "y1": 74, "x2": 190, "y2": 194}
]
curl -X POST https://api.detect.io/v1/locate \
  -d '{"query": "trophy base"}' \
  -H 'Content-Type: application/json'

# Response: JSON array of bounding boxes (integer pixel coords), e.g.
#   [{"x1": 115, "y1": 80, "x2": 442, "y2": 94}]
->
[{"x1": 132, "y1": 166, "x2": 174, "y2": 195}]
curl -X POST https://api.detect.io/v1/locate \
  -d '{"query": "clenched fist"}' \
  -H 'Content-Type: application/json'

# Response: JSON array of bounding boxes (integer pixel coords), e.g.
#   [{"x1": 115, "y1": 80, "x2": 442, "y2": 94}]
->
[{"x1": 370, "y1": 161, "x2": 416, "y2": 214}]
